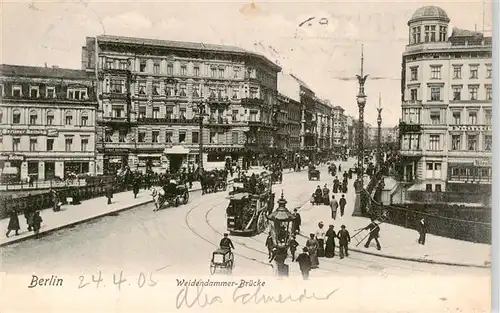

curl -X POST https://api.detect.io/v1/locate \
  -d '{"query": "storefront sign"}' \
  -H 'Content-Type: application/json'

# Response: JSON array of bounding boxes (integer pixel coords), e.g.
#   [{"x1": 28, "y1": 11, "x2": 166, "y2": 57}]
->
[
  {"x1": 474, "y1": 159, "x2": 492, "y2": 167},
  {"x1": 450, "y1": 125, "x2": 492, "y2": 132},
  {"x1": 2, "y1": 153, "x2": 25, "y2": 161},
  {"x1": 1, "y1": 128, "x2": 59, "y2": 136}
]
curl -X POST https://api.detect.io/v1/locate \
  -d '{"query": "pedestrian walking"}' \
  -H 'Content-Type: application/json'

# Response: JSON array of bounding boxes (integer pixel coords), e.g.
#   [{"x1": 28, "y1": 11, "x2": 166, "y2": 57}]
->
[
  {"x1": 418, "y1": 218, "x2": 427, "y2": 245},
  {"x1": 6, "y1": 210, "x2": 20, "y2": 237},
  {"x1": 296, "y1": 247, "x2": 312, "y2": 280},
  {"x1": 324, "y1": 225, "x2": 336, "y2": 258},
  {"x1": 106, "y1": 185, "x2": 114, "y2": 205},
  {"x1": 363, "y1": 218, "x2": 381, "y2": 250},
  {"x1": 339, "y1": 194, "x2": 347, "y2": 217},
  {"x1": 330, "y1": 195, "x2": 338, "y2": 220},
  {"x1": 315, "y1": 222, "x2": 326, "y2": 257},
  {"x1": 265, "y1": 232, "x2": 274, "y2": 259},
  {"x1": 32, "y1": 211, "x2": 43, "y2": 238},
  {"x1": 306, "y1": 233, "x2": 319, "y2": 269},
  {"x1": 292, "y1": 208, "x2": 301, "y2": 234},
  {"x1": 132, "y1": 179, "x2": 140, "y2": 198},
  {"x1": 289, "y1": 235, "x2": 299, "y2": 261},
  {"x1": 24, "y1": 207, "x2": 34, "y2": 231},
  {"x1": 337, "y1": 225, "x2": 351, "y2": 258}
]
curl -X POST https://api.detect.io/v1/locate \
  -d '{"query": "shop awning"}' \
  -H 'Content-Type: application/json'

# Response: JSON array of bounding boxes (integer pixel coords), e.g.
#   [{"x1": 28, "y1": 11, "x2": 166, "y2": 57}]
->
[{"x1": 164, "y1": 145, "x2": 190, "y2": 155}]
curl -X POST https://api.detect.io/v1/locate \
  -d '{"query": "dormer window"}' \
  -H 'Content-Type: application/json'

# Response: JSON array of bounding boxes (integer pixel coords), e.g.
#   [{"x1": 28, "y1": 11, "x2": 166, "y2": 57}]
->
[
  {"x1": 30, "y1": 86, "x2": 39, "y2": 98},
  {"x1": 68, "y1": 88, "x2": 87, "y2": 100},
  {"x1": 430, "y1": 25, "x2": 436, "y2": 42},
  {"x1": 12, "y1": 85, "x2": 22, "y2": 97},
  {"x1": 106, "y1": 59, "x2": 114, "y2": 69},
  {"x1": 139, "y1": 60, "x2": 147, "y2": 72},
  {"x1": 46, "y1": 86, "x2": 55, "y2": 98}
]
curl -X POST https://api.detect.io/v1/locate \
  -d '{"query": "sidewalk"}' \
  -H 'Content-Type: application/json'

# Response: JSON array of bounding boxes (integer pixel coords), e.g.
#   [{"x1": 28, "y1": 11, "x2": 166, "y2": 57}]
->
[
  {"x1": 0, "y1": 182, "x2": 201, "y2": 247},
  {"x1": 296, "y1": 176, "x2": 491, "y2": 268}
]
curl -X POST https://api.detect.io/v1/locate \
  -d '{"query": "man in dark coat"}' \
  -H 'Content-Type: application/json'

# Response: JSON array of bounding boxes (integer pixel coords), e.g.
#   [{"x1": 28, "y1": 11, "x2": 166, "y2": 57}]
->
[
  {"x1": 6, "y1": 210, "x2": 20, "y2": 237},
  {"x1": 337, "y1": 225, "x2": 351, "y2": 258},
  {"x1": 132, "y1": 179, "x2": 140, "y2": 198},
  {"x1": 364, "y1": 218, "x2": 381, "y2": 250},
  {"x1": 265, "y1": 232, "x2": 274, "y2": 259},
  {"x1": 296, "y1": 247, "x2": 312, "y2": 280},
  {"x1": 418, "y1": 218, "x2": 427, "y2": 245},
  {"x1": 220, "y1": 233, "x2": 235, "y2": 251},
  {"x1": 339, "y1": 194, "x2": 347, "y2": 217},
  {"x1": 289, "y1": 235, "x2": 299, "y2": 261},
  {"x1": 291, "y1": 208, "x2": 301, "y2": 234},
  {"x1": 106, "y1": 185, "x2": 114, "y2": 205}
]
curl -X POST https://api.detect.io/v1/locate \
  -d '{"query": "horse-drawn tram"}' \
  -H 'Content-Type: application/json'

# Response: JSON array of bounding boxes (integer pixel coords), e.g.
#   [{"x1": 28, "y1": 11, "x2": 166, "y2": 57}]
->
[{"x1": 226, "y1": 173, "x2": 275, "y2": 236}]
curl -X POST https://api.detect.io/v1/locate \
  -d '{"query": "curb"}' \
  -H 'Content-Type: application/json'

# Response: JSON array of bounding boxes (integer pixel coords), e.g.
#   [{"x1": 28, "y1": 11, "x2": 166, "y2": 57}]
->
[
  {"x1": 0, "y1": 186, "x2": 202, "y2": 248},
  {"x1": 295, "y1": 232, "x2": 489, "y2": 269}
]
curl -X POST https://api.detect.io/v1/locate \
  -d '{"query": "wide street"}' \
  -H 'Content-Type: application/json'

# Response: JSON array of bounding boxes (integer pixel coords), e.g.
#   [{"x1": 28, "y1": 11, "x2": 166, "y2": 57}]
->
[{"x1": 1, "y1": 160, "x2": 488, "y2": 280}]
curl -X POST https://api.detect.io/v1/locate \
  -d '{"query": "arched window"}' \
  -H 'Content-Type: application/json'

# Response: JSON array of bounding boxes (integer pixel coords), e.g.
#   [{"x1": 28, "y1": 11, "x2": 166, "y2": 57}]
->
[
  {"x1": 46, "y1": 110, "x2": 55, "y2": 125},
  {"x1": 80, "y1": 111, "x2": 89, "y2": 126},
  {"x1": 12, "y1": 110, "x2": 21, "y2": 124},
  {"x1": 65, "y1": 110, "x2": 73, "y2": 125},
  {"x1": 29, "y1": 110, "x2": 38, "y2": 125}
]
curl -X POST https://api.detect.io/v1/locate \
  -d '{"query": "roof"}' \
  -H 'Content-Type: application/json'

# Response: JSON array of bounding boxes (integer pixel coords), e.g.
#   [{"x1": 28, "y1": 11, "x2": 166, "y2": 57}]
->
[
  {"x1": 450, "y1": 27, "x2": 483, "y2": 38},
  {"x1": 0, "y1": 64, "x2": 93, "y2": 81},
  {"x1": 96, "y1": 35, "x2": 281, "y2": 71},
  {"x1": 408, "y1": 6, "x2": 450, "y2": 24},
  {"x1": 289, "y1": 73, "x2": 313, "y2": 92}
]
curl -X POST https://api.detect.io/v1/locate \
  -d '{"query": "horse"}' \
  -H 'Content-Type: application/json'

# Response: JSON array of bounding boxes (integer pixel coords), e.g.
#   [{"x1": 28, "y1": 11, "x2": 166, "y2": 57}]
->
[{"x1": 150, "y1": 186, "x2": 165, "y2": 211}]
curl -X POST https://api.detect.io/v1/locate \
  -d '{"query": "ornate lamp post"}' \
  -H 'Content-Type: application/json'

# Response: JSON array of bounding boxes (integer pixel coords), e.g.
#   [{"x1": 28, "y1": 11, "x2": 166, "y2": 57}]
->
[
  {"x1": 196, "y1": 99, "x2": 208, "y2": 171},
  {"x1": 267, "y1": 191, "x2": 294, "y2": 276},
  {"x1": 377, "y1": 93, "x2": 383, "y2": 170},
  {"x1": 352, "y1": 44, "x2": 369, "y2": 217}
]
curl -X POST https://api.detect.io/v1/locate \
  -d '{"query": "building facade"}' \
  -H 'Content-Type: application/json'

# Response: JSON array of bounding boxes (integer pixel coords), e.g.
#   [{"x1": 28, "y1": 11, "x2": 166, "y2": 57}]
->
[
  {"x1": 0, "y1": 65, "x2": 97, "y2": 181},
  {"x1": 332, "y1": 105, "x2": 347, "y2": 149},
  {"x1": 276, "y1": 93, "x2": 301, "y2": 157},
  {"x1": 82, "y1": 35, "x2": 280, "y2": 174},
  {"x1": 314, "y1": 97, "x2": 333, "y2": 157},
  {"x1": 399, "y1": 6, "x2": 492, "y2": 193}
]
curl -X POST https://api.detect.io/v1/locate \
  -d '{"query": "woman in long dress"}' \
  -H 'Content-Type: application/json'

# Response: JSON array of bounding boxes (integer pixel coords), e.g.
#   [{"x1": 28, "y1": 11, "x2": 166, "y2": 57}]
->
[
  {"x1": 325, "y1": 225, "x2": 336, "y2": 258},
  {"x1": 306, "y1": 234, "x2": 319, "y2": 269}
]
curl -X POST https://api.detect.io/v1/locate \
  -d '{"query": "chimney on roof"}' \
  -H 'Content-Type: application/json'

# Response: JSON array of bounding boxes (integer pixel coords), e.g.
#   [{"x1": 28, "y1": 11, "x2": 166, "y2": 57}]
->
[
  {"x1": 44, "y1": 63, "x2": 48, "y2": 68},
  {"x1": 52, "y1": 65, "x2": 59, "y2": 69}
]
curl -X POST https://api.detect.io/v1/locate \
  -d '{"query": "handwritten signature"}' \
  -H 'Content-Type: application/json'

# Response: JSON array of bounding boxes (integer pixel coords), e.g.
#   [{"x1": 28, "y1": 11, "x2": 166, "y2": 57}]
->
[{"x1": 176, "y1": 284, "x2": 339, "y2": 309}]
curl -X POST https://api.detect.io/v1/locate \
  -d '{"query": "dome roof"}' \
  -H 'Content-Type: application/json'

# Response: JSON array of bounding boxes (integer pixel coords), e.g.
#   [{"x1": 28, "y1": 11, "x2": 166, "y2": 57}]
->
[{"x1": 408, "y1": 6, "x2": 450, "y2": 24}]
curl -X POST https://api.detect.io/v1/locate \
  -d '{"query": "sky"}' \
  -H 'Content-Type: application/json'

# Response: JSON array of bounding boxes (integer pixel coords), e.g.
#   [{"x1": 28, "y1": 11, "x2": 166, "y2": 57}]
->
[{"x1": 0, "y1": 0, "x2": 492, "y2": 127}]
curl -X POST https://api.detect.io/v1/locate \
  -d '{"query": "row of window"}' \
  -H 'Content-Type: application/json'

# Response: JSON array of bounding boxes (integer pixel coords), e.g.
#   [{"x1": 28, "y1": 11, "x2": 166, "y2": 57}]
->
[
  {"x1": 401, "y1": 133, "x2": 492, "y2": 151},
  {"x1": 9, "y1": 137, "x2": 89, "y2": 152},
  {"x1": 410, "y1": 64, "x2": 492, "y2": 81},
  {"x1": 410, "y1": 25, "x2": 448, "y2": 44},
  {"x1": 402, "y1": 108, "x2": 492, "y2": 125},
  {"x1": 0, "y1": 85, "x2": 88, "y2": 100},
  {"x1": 408, "y1": 84, "x2": 492, "y2": 102},
  {"x1": 1, "y1": 110, "x2": 90, "y2": 126}
]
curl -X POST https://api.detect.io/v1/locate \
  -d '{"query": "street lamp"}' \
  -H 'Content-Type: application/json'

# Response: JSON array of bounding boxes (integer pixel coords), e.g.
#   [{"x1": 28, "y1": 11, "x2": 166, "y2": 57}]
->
[
  {"x1": 268, "y1": 191, "x2": 294, "y2": 248},
  {"x1": 355, "y1": 44, "x2": 368, "y2": 191},
  {"x1": 196, "y1": 100, "x2": 208, "y2": 171},
  {"x1": 352, "y1": 44, "x2": 369, "y2": 217},
  {"x1": 377, "y1": 93, "x2": 383, "y2": 170}
]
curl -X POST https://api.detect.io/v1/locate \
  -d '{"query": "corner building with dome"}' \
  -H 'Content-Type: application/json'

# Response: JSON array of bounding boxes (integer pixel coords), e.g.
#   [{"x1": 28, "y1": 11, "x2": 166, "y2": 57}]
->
[{"x1": 398, "y1": 6, "x2": 492, "y2": 201}]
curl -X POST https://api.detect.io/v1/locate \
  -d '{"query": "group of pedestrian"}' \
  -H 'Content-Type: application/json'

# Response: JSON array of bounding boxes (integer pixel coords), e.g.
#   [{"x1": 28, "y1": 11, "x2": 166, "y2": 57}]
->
[{"x1": 6, "y1": 208, "x2": 43, "y2": 238}]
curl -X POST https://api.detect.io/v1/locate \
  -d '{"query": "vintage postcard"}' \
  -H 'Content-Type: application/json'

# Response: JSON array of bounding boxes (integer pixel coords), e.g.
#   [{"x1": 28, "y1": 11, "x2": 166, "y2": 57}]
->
[{"x1": 0, "y1": 1, "x2": 492, "y2": 312}]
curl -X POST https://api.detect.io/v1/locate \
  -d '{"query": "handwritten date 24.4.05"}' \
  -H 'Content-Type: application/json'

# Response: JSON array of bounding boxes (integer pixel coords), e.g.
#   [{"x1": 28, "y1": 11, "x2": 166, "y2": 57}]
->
[{"x1": 78, "y1": 271, "x2": 158, "y2": 290}]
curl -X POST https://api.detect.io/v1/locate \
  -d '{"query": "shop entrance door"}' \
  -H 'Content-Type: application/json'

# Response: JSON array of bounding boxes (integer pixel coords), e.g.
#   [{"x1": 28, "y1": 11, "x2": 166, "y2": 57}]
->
[
  {"x1": 45, "y1": 162, "x2": 55, "y2": 180},
  {"x1": 169, "y1": 155, "x2": 183, "y2": 173}
]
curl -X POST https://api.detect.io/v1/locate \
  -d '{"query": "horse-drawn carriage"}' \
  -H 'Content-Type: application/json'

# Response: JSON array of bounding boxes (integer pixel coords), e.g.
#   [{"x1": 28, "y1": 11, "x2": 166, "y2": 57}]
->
[
  {"x1": 151, "y1": 181, "x2": 190, "y2": 211},
  {"x1": 209, "y1": 248, "x2": 234, "y2": 275},
  {"x1": 270, "y1": 168, "x2": 283, "y2": 184},
  {"x1": 308, "y1": 165, "x2": 320, "y2": 181},
  {"x1": 201, "y1": 169, "x2": 228, "y2": 194},
  {"x1": 226, "y1": 173, "x2": 275, "y2": 236}
]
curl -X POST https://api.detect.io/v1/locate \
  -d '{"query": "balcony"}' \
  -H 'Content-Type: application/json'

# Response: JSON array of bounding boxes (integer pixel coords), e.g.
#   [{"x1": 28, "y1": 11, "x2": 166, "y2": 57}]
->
[
  {"x1": 207, "y1": 95, "x2": 231, "y2": 106},
  {"x1": 136, "y1": 117, "x2": 197, "y2": 125},
  {"x1": 399, "y1": 122, "x2": 422, "y2": 133},
  {"x1": 241, "y1": 97, "x2": 264, "y2": 106},
  {"x1": 2, "y1": 94, "x2": 96, "y2": 104},
  {"x1": 402, "y1": 100, "x2": 423, "y2": 106},
  {"x1": 449, "y1": 124, "x2": 492, "y2": 132},
  {"x1": 399, "y1": 149, "x2": 422, "y2": 157},
  {"x1": 98, "y1": 142, "x2": 136, "y2": 153},
  {"x1": 100, "y1": 92, "x2": 128, "y2": 101},
  {"x1": 99, "y1": 116, "x2": 129, "y2": 125},
  {"x1": 206, "y1": 117, "x2": 232, "y2": 127}
]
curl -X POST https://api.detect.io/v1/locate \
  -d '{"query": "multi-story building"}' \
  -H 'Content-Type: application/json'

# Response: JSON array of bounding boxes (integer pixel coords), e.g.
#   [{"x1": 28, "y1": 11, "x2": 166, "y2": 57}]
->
[
  {"x1": 332, "y1": 105, "x2": 347, "y2": 149},
  {"x1": 81, "y1": 35, "x2": 280, "y2": 173},
  {"x1": 346, "y1": 115, "x2": 355, "y2": 152},
  {"x1": 0, "y1": 64, "x2": 97, "y2": 181},
  {"x1": 275, "y1": 93, "x2": 301, "y2": 158},
  {"x1": 399, "y1": 6, "x2": 492, "y2": 193},
  {"x1": 314, "y1": 97, "x2": 332, "y2": 157}
]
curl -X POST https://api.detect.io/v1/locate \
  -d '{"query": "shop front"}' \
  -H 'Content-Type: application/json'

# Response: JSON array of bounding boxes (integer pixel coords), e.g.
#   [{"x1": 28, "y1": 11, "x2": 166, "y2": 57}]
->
[{"x1": 163, "y1": 145, "x2": 191, "y2": 173}]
